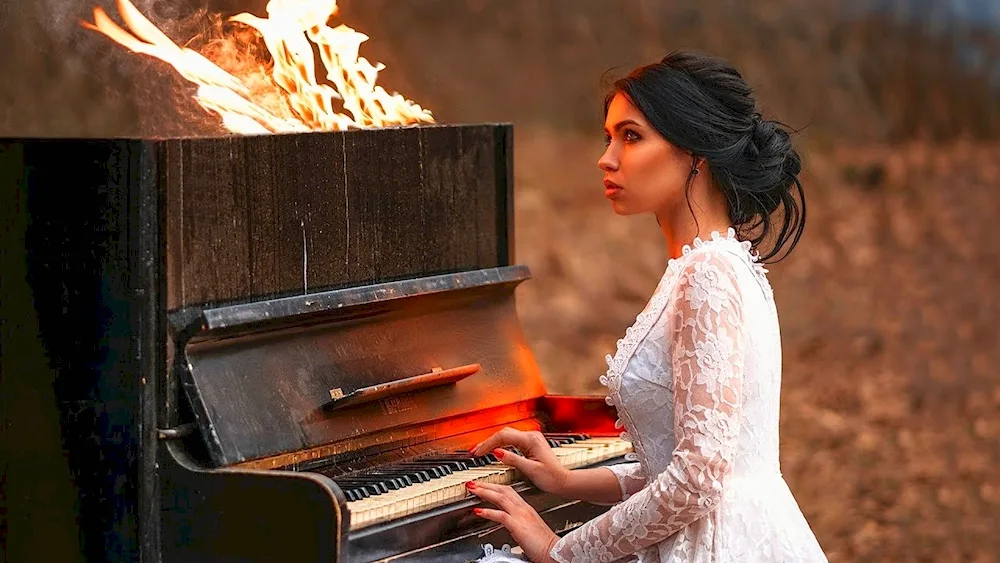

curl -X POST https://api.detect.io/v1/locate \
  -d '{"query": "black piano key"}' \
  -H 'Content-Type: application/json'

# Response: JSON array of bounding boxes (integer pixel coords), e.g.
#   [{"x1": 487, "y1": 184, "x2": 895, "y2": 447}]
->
[
  {"x1": 400, "y1": 469, "x2": 432, "y2": 482},
  {"x1": 423, "y1": 460, "x2": 469, "y2": 472},
  {"x1": 384, "y1": 476, "x2": 411, "y2": 489},
  {"x1": 400, "y1": 461, "x2": 456, "y2": 475},
  {"x1": 335, "y1": 479, "x2": 390, "y2": 495},
  {"x1": 341, "y1": 486, "x2": 377, "y2": 499},
  {"x1": 398, "y1": 471, "x2": 429, "y2": 483},
  {"x1": 350, "y1": 475, "x2": 405, "y2": 491},
  {"x1": 357, "y1": 472, "x2": 399, "y2": 483},
  {"x1": 439, "y1": 453, "x2": 490, "y2": 467},
  {"x1": 389, "y1": 466, "x2": 438, "y2": 480},
  {"x1": 395, "y1": 464, "x2": 448, "y2": 479},
  {"x1": 365, "y1": 470, "x2": 422, "y2": 485},
  {"x1": 344, "y1": 489, "x2": 359, "y2": 502},
  {"x1": 373, "y1": 468, "x2": 425, "y2": 481},
  {"x1": 381, "y1": 479, "x2": 403, "y2": 491},
  {"x1": 544, "y1": 432, "x2": 591, "y2": 441},
  {"x1": 392, "y1": 463, "x2": 442, "y2": 476},
  {"x1": 333, "y1": 481, "x2": 380, "y2": 496}
]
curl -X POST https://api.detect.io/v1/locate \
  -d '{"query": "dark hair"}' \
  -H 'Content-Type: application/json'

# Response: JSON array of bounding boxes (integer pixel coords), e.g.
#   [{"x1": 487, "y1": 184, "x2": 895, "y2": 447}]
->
[{"x1": 604, "y1": 50, "x2": 805, "y2": 263}]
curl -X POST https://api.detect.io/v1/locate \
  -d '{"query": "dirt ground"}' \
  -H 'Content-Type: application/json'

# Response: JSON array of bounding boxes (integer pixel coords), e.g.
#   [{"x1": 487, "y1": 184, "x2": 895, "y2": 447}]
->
[{"x1": 511, "y1": 129, "x2": 1000, "y2": 562}]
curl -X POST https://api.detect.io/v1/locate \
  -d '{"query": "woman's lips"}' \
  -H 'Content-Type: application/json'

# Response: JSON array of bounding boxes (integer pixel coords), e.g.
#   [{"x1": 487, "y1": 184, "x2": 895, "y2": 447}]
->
[{"x1": 604, "y1": 179, "x2": 623, "y2": 199}]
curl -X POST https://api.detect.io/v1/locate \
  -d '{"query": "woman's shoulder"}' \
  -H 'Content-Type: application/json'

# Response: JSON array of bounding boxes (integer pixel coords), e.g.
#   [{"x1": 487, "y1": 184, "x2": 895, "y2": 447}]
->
[
  {"x1": 665, "y1": 228, "x2": 773, "y2": 302},
  {"x1": 667, "y1": 228, "x2": 758, "y2": 275}
]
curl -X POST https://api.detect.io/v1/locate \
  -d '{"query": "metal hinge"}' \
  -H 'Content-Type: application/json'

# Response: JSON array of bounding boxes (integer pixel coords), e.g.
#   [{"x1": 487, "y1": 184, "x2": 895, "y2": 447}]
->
[{"x1": 157, "y1": 422, "x2": 198, "y2": 440}]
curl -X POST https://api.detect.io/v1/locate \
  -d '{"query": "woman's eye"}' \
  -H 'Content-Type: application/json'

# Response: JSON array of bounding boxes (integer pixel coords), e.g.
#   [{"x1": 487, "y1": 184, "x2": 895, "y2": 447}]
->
[
  {"x1": 623, "y1": 130, "x2": 641, "y2": 142},
  {"x1": 603, "y1": 134, "x2": 612, "y2": 146}
]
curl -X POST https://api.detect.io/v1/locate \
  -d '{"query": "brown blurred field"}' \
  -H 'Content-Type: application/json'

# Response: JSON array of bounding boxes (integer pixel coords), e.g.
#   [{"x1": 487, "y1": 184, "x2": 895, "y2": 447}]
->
[
  {"x1": 513, "y1": 133, "x2": 1000, "y2": 562},
  {"x1": 1, "y1": 0, "x2": 999, "y2": 561}
]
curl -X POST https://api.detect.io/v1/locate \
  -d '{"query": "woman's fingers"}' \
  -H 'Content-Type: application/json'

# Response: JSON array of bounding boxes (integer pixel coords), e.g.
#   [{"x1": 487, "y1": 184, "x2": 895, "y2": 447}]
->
[
  {"x1": 465, "y1": 481, "x2": 519, "y2": 512},
  {"x1": 471, "y1": 427, "x2": 538, "y2": 456},
  {"x1": 471, "y1": 427, "x2": 519, "y2": 456},
  {"x1": 492, "y1": 448, "x2": 531, "y2": 472},
  {"x1": 472, "y1": 507, "x2": 507, "y2": 525}
]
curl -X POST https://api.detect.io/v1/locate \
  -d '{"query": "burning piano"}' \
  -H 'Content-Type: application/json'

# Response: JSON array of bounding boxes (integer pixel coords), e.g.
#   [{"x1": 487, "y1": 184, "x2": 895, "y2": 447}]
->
[{"x1": 0, "y1": 1, "x2": 631, "y2": 561}]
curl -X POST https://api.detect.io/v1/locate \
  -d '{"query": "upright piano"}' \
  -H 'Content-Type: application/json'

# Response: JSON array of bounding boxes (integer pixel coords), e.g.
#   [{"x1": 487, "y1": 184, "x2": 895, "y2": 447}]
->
[{"x1": 0, "y1": 124, "x2": 629, "y2": 562}]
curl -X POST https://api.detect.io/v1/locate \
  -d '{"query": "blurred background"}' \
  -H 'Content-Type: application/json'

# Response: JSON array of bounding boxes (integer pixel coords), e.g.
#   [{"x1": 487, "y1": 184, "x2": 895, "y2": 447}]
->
[{"x1": 1, "y1": 0, "x2": 999, "y2": 561}]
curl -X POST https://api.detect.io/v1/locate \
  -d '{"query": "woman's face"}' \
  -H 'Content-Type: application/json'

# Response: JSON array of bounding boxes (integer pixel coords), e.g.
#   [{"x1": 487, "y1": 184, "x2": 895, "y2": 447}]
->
[{"x1": 599, "y1": 93, "x2": 695, "y2": 217}]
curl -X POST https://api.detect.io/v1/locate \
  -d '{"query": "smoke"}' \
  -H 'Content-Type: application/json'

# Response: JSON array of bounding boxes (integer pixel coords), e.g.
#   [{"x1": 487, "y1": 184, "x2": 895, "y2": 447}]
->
[{"x1": 0, "y1": 0, "x2": 137, "y2": 137}]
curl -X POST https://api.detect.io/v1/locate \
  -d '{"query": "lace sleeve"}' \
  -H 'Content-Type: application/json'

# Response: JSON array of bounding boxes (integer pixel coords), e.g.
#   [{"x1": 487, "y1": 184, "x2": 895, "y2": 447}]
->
[
  {"x1": 604, "y1": 462, "x2": 648, "y2": 502},
  {"x1": 550, "y1": 251, "x2": 747, "y2": 563}
]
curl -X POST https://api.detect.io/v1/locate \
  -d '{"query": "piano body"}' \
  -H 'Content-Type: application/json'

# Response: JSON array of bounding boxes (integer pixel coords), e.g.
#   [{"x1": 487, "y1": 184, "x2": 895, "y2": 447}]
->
[{"x1": 0, "y1": 125, "x2": 629, "y2": 562}]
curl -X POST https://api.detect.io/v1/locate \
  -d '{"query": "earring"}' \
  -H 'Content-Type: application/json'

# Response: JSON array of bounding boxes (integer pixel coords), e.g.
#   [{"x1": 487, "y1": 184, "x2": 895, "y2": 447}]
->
[{"x1": 690, "y1": 168, "x2": 700, "y2": 176}]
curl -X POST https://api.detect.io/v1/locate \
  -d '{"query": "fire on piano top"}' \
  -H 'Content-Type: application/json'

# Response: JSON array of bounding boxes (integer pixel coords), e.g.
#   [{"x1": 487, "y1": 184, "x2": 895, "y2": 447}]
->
[
  {"x1": 1, "y1": 1, "x2": 633, "y2": 561},
  {"x1": 83, "y1": 0, "x2": 436, "y2": 135}
]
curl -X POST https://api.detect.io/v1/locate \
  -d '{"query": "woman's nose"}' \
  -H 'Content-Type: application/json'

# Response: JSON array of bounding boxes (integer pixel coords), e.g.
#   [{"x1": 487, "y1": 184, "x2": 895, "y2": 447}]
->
[{"x1": 598, "y1": 146, "x2": 619, "y2": 172}]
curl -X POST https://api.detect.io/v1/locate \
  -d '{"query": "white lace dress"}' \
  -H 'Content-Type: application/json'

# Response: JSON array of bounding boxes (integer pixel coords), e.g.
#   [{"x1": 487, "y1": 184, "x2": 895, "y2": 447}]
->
[{"x1": 479, "y1": 229, "x2": 828, "y2": 563}]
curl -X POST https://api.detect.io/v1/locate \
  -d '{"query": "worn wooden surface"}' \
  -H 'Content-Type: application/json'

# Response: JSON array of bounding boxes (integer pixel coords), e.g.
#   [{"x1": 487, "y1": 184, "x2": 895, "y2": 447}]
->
[
  {"x1": 179, "y1": 268, "x2": 545, "y2": 467},
  {"x1": 163, "y1": 124, "x2": 513, "y2": 309}
]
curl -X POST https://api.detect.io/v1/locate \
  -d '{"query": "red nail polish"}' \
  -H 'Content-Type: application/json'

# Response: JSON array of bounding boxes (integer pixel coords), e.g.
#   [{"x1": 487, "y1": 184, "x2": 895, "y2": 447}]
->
[
  {"x1": 474, "y1": 508, "x2": 483, "y2": 515},
  {"x1": 493, "y1": 448, "x2": 505, "y2": 459},
  {"x1": 465, "y1": 481, "x2": 476, "y2": 489}
]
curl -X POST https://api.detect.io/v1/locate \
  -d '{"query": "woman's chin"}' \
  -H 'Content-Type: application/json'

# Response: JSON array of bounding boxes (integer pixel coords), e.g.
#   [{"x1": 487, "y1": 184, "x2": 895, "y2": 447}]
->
[{"x1": 609, "y1": 200, "x2": 635, "y2": 216}]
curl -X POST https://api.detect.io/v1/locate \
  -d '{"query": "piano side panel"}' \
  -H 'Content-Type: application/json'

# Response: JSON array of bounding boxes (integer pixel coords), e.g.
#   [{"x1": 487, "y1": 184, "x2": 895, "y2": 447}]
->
[
  {"x1": 160, "y1": 442, "x2": 344, "y2": 563},
  {"x1": 0, "y1": 139, "x2": 163, "y2": 562},
  {"x1": 164, "y1": 125, "x2": 511, "y2": 310}
]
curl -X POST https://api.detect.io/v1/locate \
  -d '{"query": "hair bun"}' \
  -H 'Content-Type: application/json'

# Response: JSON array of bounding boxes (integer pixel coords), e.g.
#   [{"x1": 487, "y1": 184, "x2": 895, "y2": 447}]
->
[{"x1": 749, "y1": 118, "x2": 800, "y2": 185}]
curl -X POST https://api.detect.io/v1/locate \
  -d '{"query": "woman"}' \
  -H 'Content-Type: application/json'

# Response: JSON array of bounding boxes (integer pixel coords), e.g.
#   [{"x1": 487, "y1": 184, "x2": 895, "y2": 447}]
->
[{"x1": 466, "y1": 51, "x2": 829, "y2": 562}]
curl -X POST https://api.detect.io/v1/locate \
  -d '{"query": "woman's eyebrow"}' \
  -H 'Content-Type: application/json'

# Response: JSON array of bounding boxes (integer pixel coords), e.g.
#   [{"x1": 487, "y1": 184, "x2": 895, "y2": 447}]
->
[{"x1": 604, "y1": 119, "x2": 641, "y2": 134}]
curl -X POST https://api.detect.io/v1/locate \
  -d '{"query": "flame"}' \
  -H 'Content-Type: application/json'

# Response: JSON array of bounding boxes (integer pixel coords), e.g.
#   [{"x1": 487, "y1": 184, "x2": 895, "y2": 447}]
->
[{"x1": 83, "y1": 0, "x2": 434, "y2": 134}]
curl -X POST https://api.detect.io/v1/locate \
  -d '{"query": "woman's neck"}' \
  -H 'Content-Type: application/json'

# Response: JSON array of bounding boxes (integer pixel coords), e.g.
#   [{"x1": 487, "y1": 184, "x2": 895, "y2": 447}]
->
[{"x1": 657, "y1": 207, "x2": 732, "y2": 261}]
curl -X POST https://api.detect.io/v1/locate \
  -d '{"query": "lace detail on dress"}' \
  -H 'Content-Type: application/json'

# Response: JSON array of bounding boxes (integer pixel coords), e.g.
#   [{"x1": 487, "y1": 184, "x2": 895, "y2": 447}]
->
[
  {"x1": 596, "y1": 229, "x2": 755, "y2": 476},
  {"x1": 553, "y1": 245, "x2": 748, "y2": 563},
  {"x1": 605, "y1": 462, "x2": 649, "y2": 502}
]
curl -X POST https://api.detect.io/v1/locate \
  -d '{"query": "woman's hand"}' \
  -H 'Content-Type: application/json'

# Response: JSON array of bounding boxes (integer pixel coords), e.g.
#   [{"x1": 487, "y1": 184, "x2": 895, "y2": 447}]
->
[
  {"x1": 470, "y1": 428, "x2": 570, "y2": 495},
  {"x1": 466, "y1": 481, "x2": 560, "y2": 563}
]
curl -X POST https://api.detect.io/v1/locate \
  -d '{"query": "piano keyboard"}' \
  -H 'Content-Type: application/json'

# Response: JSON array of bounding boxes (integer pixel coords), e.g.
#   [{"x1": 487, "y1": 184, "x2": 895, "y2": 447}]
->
[{"x1": 341, "y1": 434, "x2": 633, "y2": 530}]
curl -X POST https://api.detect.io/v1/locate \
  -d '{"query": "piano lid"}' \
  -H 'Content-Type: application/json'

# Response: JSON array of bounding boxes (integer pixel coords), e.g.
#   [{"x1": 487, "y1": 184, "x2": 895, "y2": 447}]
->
[{"x1": 168, "y1": 266, "x2": 547, "y2": 467}]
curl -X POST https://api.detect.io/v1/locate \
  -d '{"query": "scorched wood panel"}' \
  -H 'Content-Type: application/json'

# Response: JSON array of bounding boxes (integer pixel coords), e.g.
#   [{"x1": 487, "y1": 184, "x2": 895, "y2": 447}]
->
[{"x1": 163, "y1": 124, "x2": 512, "y2": 309}]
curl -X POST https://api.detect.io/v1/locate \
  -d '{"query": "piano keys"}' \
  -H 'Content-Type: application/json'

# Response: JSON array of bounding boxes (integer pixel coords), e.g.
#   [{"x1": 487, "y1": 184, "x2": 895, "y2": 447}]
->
[{"x1": 335, "y1": 436, "x2": 631, "y2": 528}]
